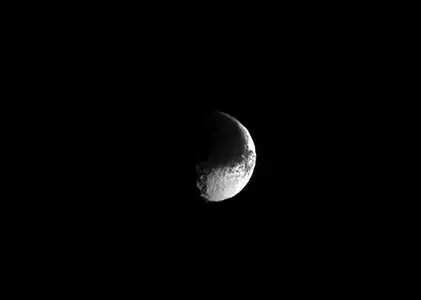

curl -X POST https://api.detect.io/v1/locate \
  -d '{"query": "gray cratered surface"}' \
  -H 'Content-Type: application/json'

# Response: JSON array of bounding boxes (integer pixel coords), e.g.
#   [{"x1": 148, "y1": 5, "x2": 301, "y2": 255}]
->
[{"x1": 195, "y1": 111, "x2": 256, "y2": 202}]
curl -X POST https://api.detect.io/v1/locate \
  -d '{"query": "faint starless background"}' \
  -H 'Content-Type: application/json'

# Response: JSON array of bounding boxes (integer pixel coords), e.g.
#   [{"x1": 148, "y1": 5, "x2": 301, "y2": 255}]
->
[{"x1": 0, "y1": 1, "x2": 16, "y2": 16}]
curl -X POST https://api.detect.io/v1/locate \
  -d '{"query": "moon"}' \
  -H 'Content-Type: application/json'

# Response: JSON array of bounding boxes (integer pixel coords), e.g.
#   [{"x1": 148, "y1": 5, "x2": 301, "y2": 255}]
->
[{"x1": 195, "y1": 111, "x2": 256, "y2": 202}]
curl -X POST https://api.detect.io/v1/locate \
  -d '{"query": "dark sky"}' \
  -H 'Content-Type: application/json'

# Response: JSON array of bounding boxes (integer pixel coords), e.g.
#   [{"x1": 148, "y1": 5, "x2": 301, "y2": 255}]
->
[{"x1": 0, "y1": 1, "x2": 15, "y2": 16}]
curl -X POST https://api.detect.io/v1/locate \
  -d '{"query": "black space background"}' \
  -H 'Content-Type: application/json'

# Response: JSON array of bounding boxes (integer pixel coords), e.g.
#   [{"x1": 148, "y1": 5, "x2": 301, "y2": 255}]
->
[
  {"x1": 0, "y1": 1, "x2": 15, "y2": 16},
  {"x1": 28, "y1": 6, "x2": 406, "y2": 288}
]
